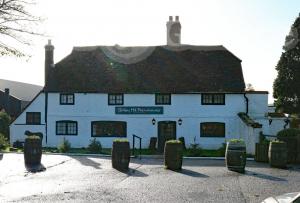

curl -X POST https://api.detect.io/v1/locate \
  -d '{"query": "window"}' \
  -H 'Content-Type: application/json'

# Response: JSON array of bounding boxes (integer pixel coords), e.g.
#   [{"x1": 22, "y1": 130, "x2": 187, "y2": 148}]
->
[
  {"x1": 202, "y1": 94, "x2": 225, "y2": 105},
  {"x1": 60, "y1": 94, "x2": 74, "y2": 105},
  {"x1": 56, "y1": 121, "x2": 77, "y2": 135},
  {"x1": 26, "y1": 112, "x2": 41, "y2": 124},
  {"x1": 200, "y1": 122, "x2": 225, "y2": 137},
  {"x1": 108, "y1": 94, "x2": 123, "y2": 105},
  {"x1": 155, "y1": 94, "x2": 171, "y2": 105},
  {"x1": 91, "y1": 121, "x2": 126, "y2": 137}
]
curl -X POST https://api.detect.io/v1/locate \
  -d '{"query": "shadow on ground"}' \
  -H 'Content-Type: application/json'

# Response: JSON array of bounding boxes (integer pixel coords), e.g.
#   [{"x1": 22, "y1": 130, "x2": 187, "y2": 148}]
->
[
  {"x1": 176, "y1": 168, "x2": 209, "y2": 178},
  {"x1": 245, "y1": 170, "x2": 287, "y2": 182},
  {"x1": 71, "y1": 156, "x2": 101, "y2": 169}
]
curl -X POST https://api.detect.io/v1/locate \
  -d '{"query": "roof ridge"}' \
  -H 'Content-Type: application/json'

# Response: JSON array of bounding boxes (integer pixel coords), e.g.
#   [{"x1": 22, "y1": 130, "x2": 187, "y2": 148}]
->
[{"x1": 72, "y1": 44, "x2": 227, "y2": 52}]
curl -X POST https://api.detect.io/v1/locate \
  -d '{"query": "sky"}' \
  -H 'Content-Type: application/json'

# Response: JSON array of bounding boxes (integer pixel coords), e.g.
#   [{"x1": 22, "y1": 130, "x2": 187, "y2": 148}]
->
[{"x1": 0, "y1": 0, "x2": 299, "y2": 103}]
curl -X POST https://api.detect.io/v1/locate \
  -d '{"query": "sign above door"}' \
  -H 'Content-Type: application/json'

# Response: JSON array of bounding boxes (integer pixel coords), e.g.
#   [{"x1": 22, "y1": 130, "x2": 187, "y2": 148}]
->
[{"x1": 115, "y1": 106, "x2": 163, "y2": 114}]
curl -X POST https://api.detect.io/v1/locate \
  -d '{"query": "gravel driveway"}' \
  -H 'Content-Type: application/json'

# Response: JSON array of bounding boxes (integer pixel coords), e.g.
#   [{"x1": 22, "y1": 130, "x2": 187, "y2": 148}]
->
[{"x1": 0, "y1": 153, "x2": 299, "y2": 203}]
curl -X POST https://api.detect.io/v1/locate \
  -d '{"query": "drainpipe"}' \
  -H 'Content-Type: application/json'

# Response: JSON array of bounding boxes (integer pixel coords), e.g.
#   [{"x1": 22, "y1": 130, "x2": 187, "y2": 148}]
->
[
  {"x1": 45, "y1": 92, "x2": 48, "y2": 144},
  {"x1": 243, "y1": 93, "x2": 249, "y2": 115}
]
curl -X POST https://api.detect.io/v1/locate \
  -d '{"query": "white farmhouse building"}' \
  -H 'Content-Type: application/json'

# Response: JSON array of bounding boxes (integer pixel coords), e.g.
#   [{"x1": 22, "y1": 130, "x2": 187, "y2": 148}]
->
[{"x1": 10, "y1": 17, "x2": 287, "y2": 154}]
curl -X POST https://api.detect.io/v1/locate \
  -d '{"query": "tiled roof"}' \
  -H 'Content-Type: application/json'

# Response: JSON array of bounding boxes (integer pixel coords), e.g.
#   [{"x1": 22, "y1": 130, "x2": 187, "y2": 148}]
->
[{"x1": 46, "y1": 45, "x2": 245, "y2": 93}]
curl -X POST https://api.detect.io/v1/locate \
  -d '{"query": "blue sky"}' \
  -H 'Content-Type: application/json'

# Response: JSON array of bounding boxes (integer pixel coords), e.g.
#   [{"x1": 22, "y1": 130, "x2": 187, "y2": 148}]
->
[{"x1": 0, "y1": 0, "x2": 299, "y2": 103}]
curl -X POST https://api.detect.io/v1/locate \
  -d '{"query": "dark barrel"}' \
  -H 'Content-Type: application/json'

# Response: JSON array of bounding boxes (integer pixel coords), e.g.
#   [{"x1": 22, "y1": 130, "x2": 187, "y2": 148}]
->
[
  {"x1": 255, "y1": 143, "x2": 269, "y2": 163},
  {"x1": 112, "y1": 141, "x2": 130, "y2": 171},
  {"x1": 149, "y1": 137, "x2": 157, "y2": 151},
  {"x1": 268, "y1": 142, "x2": 287, "y2": 168},
  {"x1": 24, "y1": 137, "x2": 42, "y2": 166},
  {"x1": 277, "y1": 136, "x2": 297, "y2": 164},
  {"x1": 164, "y1": 142, "x2": 183, "y2": 170},
  {"x1": 225, "y1": 141, "x2": 246, "y2": 173}
]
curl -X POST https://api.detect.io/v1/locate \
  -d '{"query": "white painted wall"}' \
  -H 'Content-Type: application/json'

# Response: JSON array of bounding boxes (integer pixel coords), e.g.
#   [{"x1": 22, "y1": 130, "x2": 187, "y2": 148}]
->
[
  {"x1": 247, "y1": 93, "x2": 268, "y2": 118},
  {"x1": 10, "y1": 92, "x2": 279, "y2": 153},
  {"x1": 10, "y1": 93, "x2": 46, "y2": 145}
]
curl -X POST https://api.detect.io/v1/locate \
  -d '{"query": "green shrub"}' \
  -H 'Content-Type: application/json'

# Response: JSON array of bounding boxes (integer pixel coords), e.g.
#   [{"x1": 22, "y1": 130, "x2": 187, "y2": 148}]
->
[
  {"x1": 228, "y1": 139, "x2": 245, "y2": 144},
  {"x1": 0, "y1": 112, "x2": 10, "y2": 140},
  {"x1": 0, "y1": 133, "x2": 9, "y2": 150},
  {"x1": 26, "y1": 135, "x2": 41, "y2": 140},
  {"x1": 258, "y1": 132, "x2": 270, "y2": 144},
  {"x1": 271, "y1": 139, "x2": 285, "y2": 144},
  {"x1": 166, "y1": 140, "x2": 181, "y2": 144},
  {"x1": 217, "y1": 143, "x2": 226, "y2": 156},
  {"x1": 113, "y1": 139, "x2": 129, "y2": 142},
  {"x1": 58, "y1": 137, "x2": 71, "y2": 153},
  {"x1": 88, "y1": 138, "x2": 102, "y2": 153},
  {"x1": 277, "y1": 128, "x2": 300, "y2": 137},
  {"x1": 186, "y1": 141, "x2": 202, "y2": 156}
]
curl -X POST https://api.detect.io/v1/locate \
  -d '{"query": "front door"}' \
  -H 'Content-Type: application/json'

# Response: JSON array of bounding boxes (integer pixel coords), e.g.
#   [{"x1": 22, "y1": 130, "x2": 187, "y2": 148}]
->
[{"x1": 158, "y1": 121, "x2": 176, "y2": 152}]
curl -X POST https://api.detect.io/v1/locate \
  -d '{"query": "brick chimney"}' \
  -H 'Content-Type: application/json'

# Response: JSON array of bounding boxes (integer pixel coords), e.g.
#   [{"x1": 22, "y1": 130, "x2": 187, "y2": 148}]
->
[
  {"x1": 44, "y1": 39, "x2": 54, "y2": 88},
  {"x1": 166, "y1": 16, "x2": 181, "y2": 46},
  {"x1": 4, "y1": 88, "x2": 10, "y2": 113}
]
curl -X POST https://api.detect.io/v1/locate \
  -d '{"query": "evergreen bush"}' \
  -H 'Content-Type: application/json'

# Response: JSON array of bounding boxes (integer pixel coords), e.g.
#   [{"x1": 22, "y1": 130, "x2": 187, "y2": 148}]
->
[
  {"x1": 88, "y1": 138, "x2": 102, "y2": 153},
  {"x1": 0, "y1": 112, "x2": 10, "y2": 140},
  {"x1": 58, "y1": 137, "x2": 71, "y2": 153},
  {"x1": 277, "y1": 128, "x2": 300, "y2": 137},
  {"x1": 0, "y1": 133, "x2": 8, "y2": 150}
]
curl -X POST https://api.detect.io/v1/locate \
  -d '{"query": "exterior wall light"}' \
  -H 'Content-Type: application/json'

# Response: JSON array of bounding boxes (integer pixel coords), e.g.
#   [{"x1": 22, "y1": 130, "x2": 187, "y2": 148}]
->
[
  {"x1": 152, "y1": 118, "x2": 156, "y2": 125},
  {"x1": 178, "y1": 118, "x2": 182, "y2": 125}
]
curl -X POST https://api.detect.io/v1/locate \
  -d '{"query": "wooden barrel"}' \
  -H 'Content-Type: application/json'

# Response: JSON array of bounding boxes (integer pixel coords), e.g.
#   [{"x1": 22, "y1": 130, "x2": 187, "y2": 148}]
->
[
  {"x1": 24, "y1": 137, "x2": 42, "y2": 166},
  {"x1": 164, "y1": 141, "x2": 183, "y2": 170},
  {"x1": 268, "y1": 141, "x2": 287, "y2": 168},
  {"x1": 149, "y1": 137, "x2": 157, "y2": 151},
  {"x1": 297, "y1": 135, "x2": 300, "y2": 164},
  {"x1": 225, "y1": 141, "x2": 246, "y2": 173},
  {"x1": 277, "y1": 136, "x2": 297, "y2": 164},
  {"x1": 255, "y1": 143, "x2": 269, "y2": 162},
  {"x1": 112, "y1": 141, "x2": 130, "y2": 171}
]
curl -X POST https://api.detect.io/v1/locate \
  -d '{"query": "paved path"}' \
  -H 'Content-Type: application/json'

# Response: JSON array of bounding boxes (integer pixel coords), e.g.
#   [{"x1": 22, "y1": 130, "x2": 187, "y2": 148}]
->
[{"x1": 0, "y1": 153, "x2": 300, "y2": 203}]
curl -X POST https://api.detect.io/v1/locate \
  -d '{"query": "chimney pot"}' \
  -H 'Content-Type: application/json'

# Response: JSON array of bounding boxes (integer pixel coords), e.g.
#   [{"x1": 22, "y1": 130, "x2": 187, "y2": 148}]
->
[
  {"x1": 4, "y1": 88, "x2": 9, "y2": 95},
  {"x1": 45, "y1": 40, "x2": 54, "y2": 88},
  {"x1": 166, "y1": 16, "x2": 181, "y2": 46}
]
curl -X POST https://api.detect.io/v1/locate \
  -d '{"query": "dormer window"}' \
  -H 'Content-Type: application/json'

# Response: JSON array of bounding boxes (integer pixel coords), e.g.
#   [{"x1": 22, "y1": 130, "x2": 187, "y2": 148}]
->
[
  {"x1": 155, "y1": 93, "x2": 171, "y2": 105},
  {"x1": 202, "y1": 94, "x2": 225, "y2": 105},
  {"x1": 60, "y1": 93, "x2": 74, "y2": 105},
  {"x1": 108, "y1": 94, "x2": 123, "y2": 105}
]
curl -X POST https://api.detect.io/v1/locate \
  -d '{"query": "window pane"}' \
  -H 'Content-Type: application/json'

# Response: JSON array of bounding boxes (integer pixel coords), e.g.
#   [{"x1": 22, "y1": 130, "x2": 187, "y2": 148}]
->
[
  {"x1": 156, "y1": 94, "x2": 170, "y2": 105},
  {"x1": 108, "y1": 94, "x2": 123, "y2": 105},
  {"x1": 92, "y1": 121, "x2": 126, "y2": 137},
  {"x1": 26, "y1": 112, "x2": 41, "y2": 124},
  {"x1": 200, "y1": 122, "x2": 225, "y2": 137},
  {"x1": 202, "y1": 94, "x2": 213, "y2": 104},
  {"x1": 214, "y1": 94, "x2": 224, "y2": 104},
  {"x1": 60, "y1": 94, "x2": 74, "y2": 104},
  {"x1": 67, "y1": 95, "x2": 74, "y2": 104},
  {"x1": 67, "y1": 122, "x2": 77, "y2": 134},
  {"x1": 56, "y1": 121, "x2": 77, "y2": 135},
  {"x1": 57, "y1": 122, "x2": 66, "y2": 134},
  {"x1": 61, "y1": 95, "x2": 67, "y2": 103}
]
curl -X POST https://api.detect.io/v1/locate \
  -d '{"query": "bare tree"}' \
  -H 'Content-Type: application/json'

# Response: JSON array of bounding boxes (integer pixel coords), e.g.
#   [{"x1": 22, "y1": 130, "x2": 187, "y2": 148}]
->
[{"x1": 0, "y1": 0, "x2": 42, "y2": 57}]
